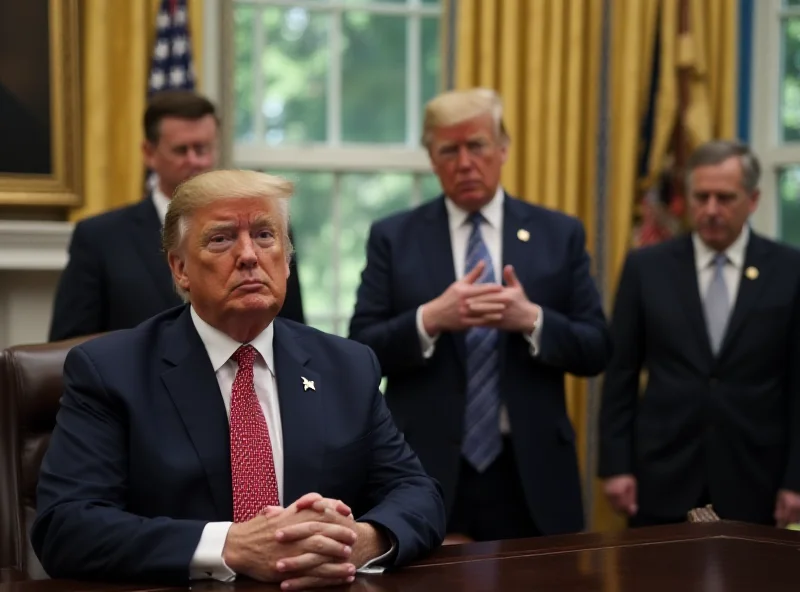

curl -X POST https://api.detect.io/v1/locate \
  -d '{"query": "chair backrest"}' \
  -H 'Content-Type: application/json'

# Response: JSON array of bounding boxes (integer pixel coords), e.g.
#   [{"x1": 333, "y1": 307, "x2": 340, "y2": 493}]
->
[{"x1": 0, "y1": 335, "x2": 99, "y2": 572}]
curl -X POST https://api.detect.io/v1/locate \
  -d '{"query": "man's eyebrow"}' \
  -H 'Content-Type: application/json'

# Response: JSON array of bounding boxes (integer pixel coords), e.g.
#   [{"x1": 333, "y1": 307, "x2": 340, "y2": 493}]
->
[{"x1": 200, "y1": 222, "x2": 236, "y2": 238}]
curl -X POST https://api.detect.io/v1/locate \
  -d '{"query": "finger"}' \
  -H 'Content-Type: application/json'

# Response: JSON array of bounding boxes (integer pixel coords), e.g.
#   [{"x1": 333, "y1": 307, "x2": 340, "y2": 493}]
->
[
  {"x1": 462, "y1": 283, "x2": 504, "y2": 297},
  {"x1": 309, "y1": 498, "x2": 353, "y2": 517},
  {"x1": 258, "y1": 505, "x2": 284, "y2": 518},
  {"x1": 281, "y1": 575, "x2": 355, "y2": 591},
  {"x1": 276, "y1": 522, "x2": 358, "y2": 546},
  {"x1": 291, "y1": 493, "x2": 324, "y2": 511},
  {"x1": 462, "y1": 260, "x2": 486, "y2": 284},
  {"x1": 503, "y1": 264, "x2": 520, "y2": 287},
  {"x1": 283, "y1": 561, "x2": 357, "y2": 580},
  {"x1": 276, "y1": 552, "x2": 331, "y2": 574},
  {"x1": 276, "y1": 538, "x2": 353, "y2": 571},
  {"x1": 466, "y1": 302, "x2": 506, "y2": 314}
]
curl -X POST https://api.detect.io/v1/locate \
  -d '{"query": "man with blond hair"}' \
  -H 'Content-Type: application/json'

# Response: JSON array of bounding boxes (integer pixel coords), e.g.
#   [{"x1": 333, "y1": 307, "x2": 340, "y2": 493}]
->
[
  {"x1": 349, "y1": 88, "x2": 611, "y2": 541},
  {"x1": 32, "y1": 170, "x2": 445, "y2": 587}
]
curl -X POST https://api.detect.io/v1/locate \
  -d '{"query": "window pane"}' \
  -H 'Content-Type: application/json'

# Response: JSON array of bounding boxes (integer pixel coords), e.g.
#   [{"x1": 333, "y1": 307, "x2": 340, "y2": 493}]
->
[
  {"x1": 273, "y1": 171, "x2": 336, "y2": 331},
  {"x1": 421, "y1": 17, "x2": 441, "y2": 114},
  {"x1": 420, "y1": 172, "x2": 442, "y2": 200},
  {"x1": 342, "y1": 13, "x2": 407, "y2": 143},
  {"x1": 338, "y1": 173, "x2": 415, "y2": 318},
  {"x1": 234, "y1": 7, "x2": 329, "y2": 143},
  {"x1": 233, "y1": 6, "x2": 255, "y2": 141},
  {"x1": 781, "y1": 19, "x2": 800, "y2": 141},
  {"x1": 779, "y1": 166, "x2": 800, "y2": 247}
]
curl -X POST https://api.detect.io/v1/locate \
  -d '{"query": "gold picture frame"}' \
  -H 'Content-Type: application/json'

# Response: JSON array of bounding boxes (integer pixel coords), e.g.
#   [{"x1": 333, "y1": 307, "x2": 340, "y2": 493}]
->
[{"x1": 0, "y1": 0, "x2": 81, "y2": 207}]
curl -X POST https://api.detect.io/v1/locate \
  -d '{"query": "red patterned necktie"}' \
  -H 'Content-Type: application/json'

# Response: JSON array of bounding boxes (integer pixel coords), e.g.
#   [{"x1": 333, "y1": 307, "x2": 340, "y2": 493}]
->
[{"x1": 230, "y1": 344, "x2": 280, "y2": 522}]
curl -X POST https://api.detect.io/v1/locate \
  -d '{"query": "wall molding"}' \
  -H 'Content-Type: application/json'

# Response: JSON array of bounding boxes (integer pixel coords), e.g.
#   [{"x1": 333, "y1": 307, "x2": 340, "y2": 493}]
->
[{"x1": 0, "y1": 221, "x2": 72, "y2": 270}]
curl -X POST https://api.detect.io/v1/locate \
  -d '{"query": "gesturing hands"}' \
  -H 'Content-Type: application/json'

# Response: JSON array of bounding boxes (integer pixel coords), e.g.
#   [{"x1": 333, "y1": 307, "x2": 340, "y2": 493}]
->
[
  {"x1": 222, "y1": 493, "x2": 388, "y2": 590},
  {"x1": 421, "y1": 263, "x2": 539, "y2": 336}
]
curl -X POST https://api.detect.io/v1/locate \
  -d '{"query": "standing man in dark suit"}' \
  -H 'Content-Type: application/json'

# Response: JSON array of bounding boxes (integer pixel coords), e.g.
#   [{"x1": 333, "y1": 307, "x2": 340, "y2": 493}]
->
[
  {"x1": 33, "y1": 170, "x2": 445, "y2": 586},
  {"x1": 348, "y1": 88, "x2": 611, "y2": 541},
  {"x1": 49, "y1": 90, "x2": 305, "y2": 341},
  {"x1": 599, "y1": 140, "x2": 800, "y2": 528}
]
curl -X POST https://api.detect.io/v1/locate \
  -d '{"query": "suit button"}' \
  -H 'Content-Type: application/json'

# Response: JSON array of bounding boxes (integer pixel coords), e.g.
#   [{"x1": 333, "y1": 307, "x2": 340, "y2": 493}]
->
[{"x1": 709, "y1": 378, "x2": 719, "y2": 387}]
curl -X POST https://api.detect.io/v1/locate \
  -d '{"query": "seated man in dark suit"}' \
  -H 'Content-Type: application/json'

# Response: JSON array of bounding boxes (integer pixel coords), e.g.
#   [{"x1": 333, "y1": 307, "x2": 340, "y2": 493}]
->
[
  {"x1": 49, "y1": 90, "x2": 305, "y2": 341},
  {"x1": 32, "y1": 170, "x2": 445, "y2": 587}
]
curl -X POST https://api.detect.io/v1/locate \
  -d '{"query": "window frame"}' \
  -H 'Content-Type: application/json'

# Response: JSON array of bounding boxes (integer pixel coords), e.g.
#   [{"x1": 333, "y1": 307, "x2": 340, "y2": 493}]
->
[
  {"x1": 206, "y1": 0, "x2": 445, "y2": 332},
  {"x1": 750, "y1": 0, "x2": 800, "y2": 238}
]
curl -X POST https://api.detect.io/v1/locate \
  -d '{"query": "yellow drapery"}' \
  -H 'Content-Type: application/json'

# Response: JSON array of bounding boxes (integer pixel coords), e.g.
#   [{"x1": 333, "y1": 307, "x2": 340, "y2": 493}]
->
[
  {"x1": 601, "y1": 0, "x2": 738, "y2": 532},
  {"x1": 453, "y1": 0, "x2": 604, "y2": 487},
  {"x1": 72, "y1": 0, "x2": 204, "y2": 221}
]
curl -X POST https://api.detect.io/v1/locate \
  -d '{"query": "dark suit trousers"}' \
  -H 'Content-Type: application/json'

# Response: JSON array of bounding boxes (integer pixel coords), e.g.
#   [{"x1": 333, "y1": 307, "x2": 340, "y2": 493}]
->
[{"x1": 448, "y1": 437, "x2": 540, "y2": 541}]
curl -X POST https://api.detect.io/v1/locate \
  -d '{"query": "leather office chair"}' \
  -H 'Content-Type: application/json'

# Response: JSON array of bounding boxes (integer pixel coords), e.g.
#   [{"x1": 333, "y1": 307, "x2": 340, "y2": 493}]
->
[{"x1": 0, "y1": 335, "x2": 99, "y2": 575}]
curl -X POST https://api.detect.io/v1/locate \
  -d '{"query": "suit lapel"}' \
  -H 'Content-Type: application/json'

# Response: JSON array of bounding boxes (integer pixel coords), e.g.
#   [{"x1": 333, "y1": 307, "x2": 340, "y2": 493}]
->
[
  {"x1": 160, "y1": 307, "x2": 233, "y2": 519},
  {"x1": 672, "y1": 236, "x2": 715, "y2": 362},
  {"x1": 717, "y1": 233, "x2": 771, "y2": 359},
  {"x1": 421, "y1": 198, "x2": 466, "y2": 364},
  {"x1": 499, "y1": 196, "x2": 534, "y2": 367},
  {"x1": 273, "y1": 320, "x2": 324, "y2": 505},
  {"x1": 131, "y1": 197, "x2": 182, "y2": 308}
]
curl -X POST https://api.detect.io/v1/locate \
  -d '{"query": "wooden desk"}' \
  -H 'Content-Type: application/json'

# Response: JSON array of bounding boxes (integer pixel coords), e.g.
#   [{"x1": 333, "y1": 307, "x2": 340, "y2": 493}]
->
[{"x1": 5, "y1": 522, "x2": 799, "y2": 592}]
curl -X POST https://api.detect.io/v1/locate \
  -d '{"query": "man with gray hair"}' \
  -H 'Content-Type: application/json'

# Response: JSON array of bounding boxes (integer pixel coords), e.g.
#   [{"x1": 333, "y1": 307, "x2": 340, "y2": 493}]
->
[
  {"x1": 599, "y1": 139, "x2": 800, "y2": 528},
  {"x1": 349, "y1": 88, "x2": 611, "y2": 541},
  {"x1": 32, "y1": 170, "x2": 446, "y2": 587}
]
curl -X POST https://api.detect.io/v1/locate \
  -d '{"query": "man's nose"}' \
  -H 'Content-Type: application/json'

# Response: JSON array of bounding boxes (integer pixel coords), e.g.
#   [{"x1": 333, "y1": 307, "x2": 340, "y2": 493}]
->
[{"x1": 236, "y1": 236, "x2": 258, "y2": 265}]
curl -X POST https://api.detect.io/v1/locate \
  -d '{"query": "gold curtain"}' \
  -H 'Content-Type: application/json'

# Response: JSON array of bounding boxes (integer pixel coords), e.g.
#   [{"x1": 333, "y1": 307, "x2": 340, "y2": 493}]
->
[
  {"x1": 601, "y1": 0, "x2": 738, "y2": 532},
  {"x1": 73, "y1": 0, "x2": 204, "y2": 221},
  {"x1": 453, "y1": 0, "x2": 604, "y2": 486}
]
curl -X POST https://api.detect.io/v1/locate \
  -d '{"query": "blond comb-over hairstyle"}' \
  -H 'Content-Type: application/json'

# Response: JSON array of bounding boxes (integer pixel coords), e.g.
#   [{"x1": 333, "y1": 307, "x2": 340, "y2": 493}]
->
[
  {"x1": 163, "y1": 169, "x2": 294, "y2": 301},
  {"x1": 421, "y1": 88, "x2": 509, "y2": 148}
]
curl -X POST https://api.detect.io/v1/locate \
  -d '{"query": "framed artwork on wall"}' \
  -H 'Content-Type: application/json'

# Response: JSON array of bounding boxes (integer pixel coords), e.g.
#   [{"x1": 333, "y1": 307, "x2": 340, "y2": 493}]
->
[{"x1": 0, "y1": 0, "x2": 81, "y2": 206}]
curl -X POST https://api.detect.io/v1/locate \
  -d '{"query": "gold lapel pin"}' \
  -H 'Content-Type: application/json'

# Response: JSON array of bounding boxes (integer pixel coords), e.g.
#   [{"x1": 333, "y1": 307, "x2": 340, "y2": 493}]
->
[
  {"x1": 517, "y1": 229, "x2": 530, "y2": 242},
  {"x1": 745, "y1": 266, "x2": 759, "y2": 280},
  {"x1": 301, "y1": 377, "x2": 315, "y2": 391}
]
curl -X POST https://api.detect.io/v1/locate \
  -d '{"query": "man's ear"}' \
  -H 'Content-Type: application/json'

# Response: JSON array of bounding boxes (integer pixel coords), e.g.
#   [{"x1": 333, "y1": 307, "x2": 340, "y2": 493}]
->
[
  {"x1": 168, "y1": 251, "x2": 190, "y2": 292},
  {"x1": 142, "y1": 140, "x2": 157, "y2": 169}
]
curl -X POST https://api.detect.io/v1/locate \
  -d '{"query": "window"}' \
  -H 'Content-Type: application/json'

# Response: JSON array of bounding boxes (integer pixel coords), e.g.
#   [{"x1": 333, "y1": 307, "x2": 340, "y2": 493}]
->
[
  {"x1": 751, "y1": 0, "x2": 800, "y2": 245},
  {"x1": 230, "y1": 0, "x2": 444, "y2": 334}
]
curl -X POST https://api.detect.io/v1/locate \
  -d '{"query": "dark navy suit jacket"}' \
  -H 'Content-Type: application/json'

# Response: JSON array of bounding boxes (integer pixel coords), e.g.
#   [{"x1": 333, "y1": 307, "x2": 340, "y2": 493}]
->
[
  {"x1": 599, "y1": 233, "x2": 800, "y2": 523},
  {"x1": 348, "y1": 194, "x2": 611, "y2": 535},
  {"x1": 49, "y1": 198, "x2": 306, "y2": 341},
  {"x1": 32, "y1": 306, "x2": 445, "y2": 583}
]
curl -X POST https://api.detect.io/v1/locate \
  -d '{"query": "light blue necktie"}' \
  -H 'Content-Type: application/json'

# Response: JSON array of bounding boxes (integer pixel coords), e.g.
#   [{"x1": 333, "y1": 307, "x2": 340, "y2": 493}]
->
[
  {"x1": 703, "y1": 253, "x2": 730, "y2": 355},
  {"x1": 462, "y1": 212, "x2": 502, "y2": 472}
]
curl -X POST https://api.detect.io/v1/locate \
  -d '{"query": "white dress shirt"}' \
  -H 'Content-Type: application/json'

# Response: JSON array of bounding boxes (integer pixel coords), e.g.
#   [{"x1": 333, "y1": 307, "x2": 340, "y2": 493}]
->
[
  {"x1": 692, "y1": 224, "x2": 750, "y2": 308},
  {"x1": 414, "y1": 187, "x2": 543, "y2": 434},
  {"x1": 189, "y1": 307, "x2": 283, "y2": 582},
  {"x1": 151, "y1": 185, "x2": 170, "y2": 226}
]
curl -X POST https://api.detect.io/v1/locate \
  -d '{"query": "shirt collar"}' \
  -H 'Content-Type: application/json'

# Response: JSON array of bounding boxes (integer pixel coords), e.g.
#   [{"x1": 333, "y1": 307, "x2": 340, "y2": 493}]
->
[
  {"x1": 444, "y1": 186, "x2": 505, "y2": 232},
  {"x1": 190, "y1": 306, "x2": 275, "y2": 376},
  {"x1": 151, "y1": 185, "x2": 171, "y2": 227},
  {"x1": 693, "y1": 224, "x2": 750, "y2": 270}
]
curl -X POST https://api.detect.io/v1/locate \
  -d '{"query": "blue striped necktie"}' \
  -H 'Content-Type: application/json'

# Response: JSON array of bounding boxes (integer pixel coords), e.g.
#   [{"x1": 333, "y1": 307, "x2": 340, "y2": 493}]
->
[{"x1": 462, "y1": 212, "x2": 502, "y2": 472}]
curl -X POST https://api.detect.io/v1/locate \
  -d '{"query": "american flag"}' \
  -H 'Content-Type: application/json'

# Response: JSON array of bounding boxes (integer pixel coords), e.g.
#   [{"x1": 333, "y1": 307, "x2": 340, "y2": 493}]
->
[
  {"x1": 146, "y1": 0, "x2": 195, "y2": 191},
  {"x1": 148, "y1": 0, "x2": 195, "y2": 96}
]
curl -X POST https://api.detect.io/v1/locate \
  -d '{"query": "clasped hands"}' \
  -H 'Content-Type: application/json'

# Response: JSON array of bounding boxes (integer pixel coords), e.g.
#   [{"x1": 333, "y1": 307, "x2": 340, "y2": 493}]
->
[
  {"x1": 222, "y1": 492, "x2": 386, "y2": 590},
  {"x1": 422, "y1": 261, "x2": 539, "y2": 336}
]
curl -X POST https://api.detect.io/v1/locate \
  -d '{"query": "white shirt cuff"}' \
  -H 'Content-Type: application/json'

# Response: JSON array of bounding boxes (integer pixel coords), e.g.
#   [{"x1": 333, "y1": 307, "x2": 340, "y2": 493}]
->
[
  {"x1": 416, "y1": 305, "x2": 438, "y2": 359},
  {"x1": 523, "y1": 306, "x2": 543, "y2": 357},
  {"x1": 356, "y1": 532, "x2": 397, "y2": 574},
  {"x1": 190, "y1": 522, "x2": 236, "y2": 582}
]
